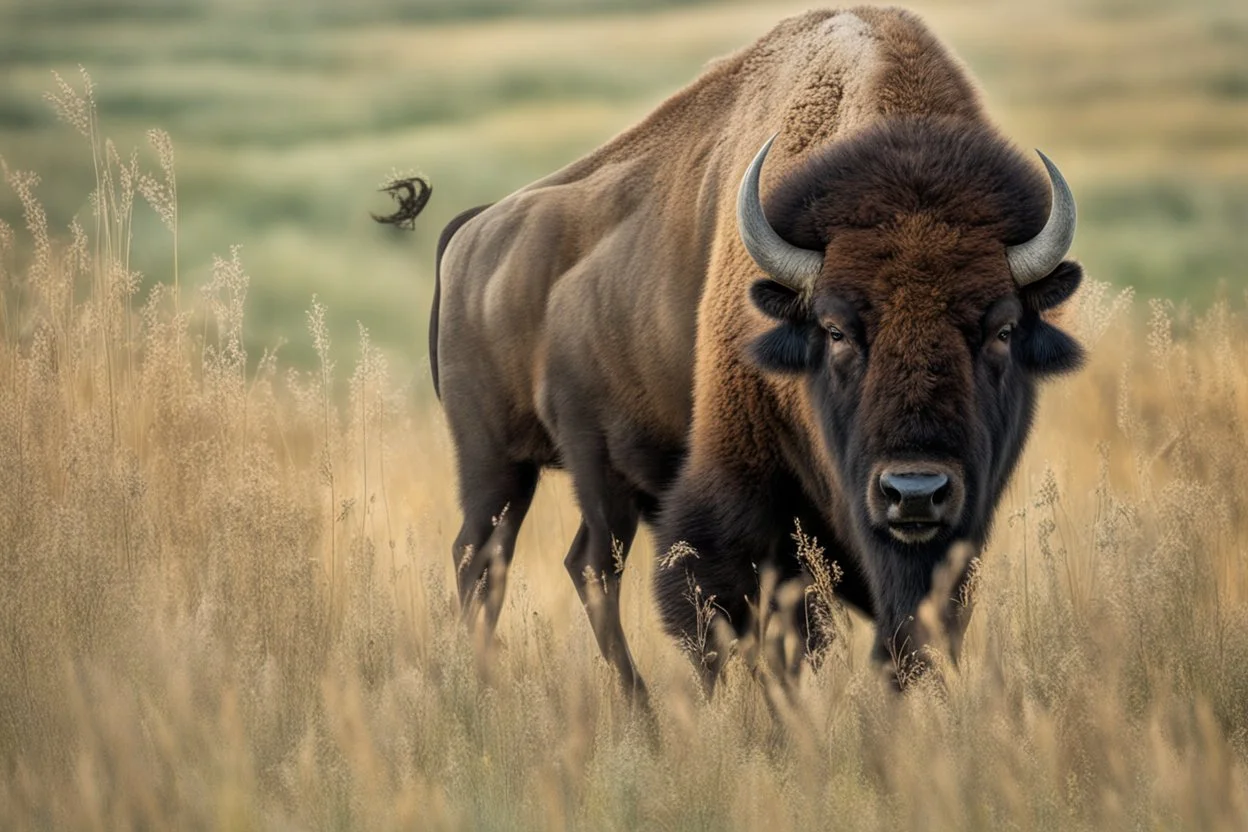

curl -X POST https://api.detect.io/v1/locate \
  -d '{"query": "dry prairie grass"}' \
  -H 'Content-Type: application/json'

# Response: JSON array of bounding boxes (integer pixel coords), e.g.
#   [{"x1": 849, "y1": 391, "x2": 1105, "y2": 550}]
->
[{"x1": 3, "y1": 73, "x2": 1248, "y2": 832}]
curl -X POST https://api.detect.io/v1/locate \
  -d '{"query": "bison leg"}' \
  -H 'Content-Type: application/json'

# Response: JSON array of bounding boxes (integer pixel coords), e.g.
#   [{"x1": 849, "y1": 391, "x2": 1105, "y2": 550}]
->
[
  {"x1": 450, "y1": 459, "x2": 539, "y2": 642},
  {"x1": 651, "y1": 477, "x2": 805, "y2": 696},
  {"x1": 563, "y1": 483, "x2": 648, "y2": 705}
]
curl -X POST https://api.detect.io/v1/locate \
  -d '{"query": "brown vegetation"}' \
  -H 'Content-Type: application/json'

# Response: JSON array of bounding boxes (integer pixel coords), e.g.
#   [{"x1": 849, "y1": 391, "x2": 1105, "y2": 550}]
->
[{"x1": 2, "y1": 72, "x2": 1248, "y2": 831}]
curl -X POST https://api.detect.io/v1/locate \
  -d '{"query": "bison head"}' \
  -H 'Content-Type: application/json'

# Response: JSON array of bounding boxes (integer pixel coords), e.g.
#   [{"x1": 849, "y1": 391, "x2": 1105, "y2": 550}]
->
[{"x1": 737, "y1": 118, "x2": 1084, "y2": 656}]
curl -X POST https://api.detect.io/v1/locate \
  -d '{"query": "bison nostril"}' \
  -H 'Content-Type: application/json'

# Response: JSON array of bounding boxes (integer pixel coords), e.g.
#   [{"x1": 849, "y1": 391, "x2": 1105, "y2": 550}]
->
[{"x1": 878, "y1": 471, "x2": 951, "y2": 516}]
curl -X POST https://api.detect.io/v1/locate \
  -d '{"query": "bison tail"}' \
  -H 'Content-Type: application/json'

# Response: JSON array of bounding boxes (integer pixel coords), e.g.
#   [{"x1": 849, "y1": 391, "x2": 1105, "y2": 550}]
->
[
  {"x1": 371, "y1": 175, "x2": 432, "y2": 229},
  {"x1": 428, "y1": 258, "x2": 442, "y2": 400},
  {"x1": 430, "y1": 204, "x2": 492, "y2": 400}
]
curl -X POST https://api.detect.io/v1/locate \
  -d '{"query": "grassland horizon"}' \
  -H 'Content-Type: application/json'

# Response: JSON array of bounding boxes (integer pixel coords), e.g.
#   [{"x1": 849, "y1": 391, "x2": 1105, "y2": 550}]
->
[
  {"x1": 3, "y1": 2, "x2": 1248, "y2": 828},
  {"x1": 2, "y1": 0, "x2": 1246, "y2": 375}
]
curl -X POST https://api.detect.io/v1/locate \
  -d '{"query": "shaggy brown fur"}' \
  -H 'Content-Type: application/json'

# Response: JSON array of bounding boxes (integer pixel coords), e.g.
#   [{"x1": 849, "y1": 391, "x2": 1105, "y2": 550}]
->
[{"x1": 429, "y1": 6, "x2": 1084, "y2": 696}]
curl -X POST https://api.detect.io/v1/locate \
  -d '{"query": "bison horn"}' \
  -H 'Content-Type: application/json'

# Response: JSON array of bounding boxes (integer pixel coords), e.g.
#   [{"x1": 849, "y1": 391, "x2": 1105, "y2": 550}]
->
[
  {"x1": 1006, "y1": 150, "x2": 1077, "y2": 286},
  {"x1": 737, "y1": 134, "x2": 824, "y2": 295}
]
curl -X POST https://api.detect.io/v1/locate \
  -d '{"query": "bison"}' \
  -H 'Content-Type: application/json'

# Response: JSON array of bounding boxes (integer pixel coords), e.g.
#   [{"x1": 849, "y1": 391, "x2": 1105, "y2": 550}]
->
[{"x1": 419, "y1": 6, "x2": 1084, "y2": 699}]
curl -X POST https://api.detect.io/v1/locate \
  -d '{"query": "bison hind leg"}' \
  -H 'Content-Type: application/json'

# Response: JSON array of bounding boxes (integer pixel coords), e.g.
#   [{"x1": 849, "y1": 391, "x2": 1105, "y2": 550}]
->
[
  {"x1": 560, "y1": 456, "x2": 652, "y2": 707},
  {"x1": 451, "y1": 457, "x2": 539, "y2": 644}
]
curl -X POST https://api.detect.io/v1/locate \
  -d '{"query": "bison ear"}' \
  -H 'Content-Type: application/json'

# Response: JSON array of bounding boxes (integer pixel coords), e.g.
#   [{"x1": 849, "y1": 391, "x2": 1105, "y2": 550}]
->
[
  {"x1": 1018, "y1": 319, "x2": 1085, "y2": 377},
  {"x1": 1019, "y1": 261, "x2": 1082, "y2": 313},
  {"x1": 750, "y1": 279, "x2": 808, "y2": 321},
  {"x1": 749, "y1": 324, "x2": 812, "y2": 374}
]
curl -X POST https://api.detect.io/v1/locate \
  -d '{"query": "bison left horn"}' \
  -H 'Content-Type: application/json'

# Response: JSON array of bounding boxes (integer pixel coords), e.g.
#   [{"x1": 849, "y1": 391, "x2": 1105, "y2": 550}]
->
[
  {"x1": 737, "y1": 134, "x2": 824, "y2": 296},
  {"x1": 1005, "y1": 151, "x2": 1077, "y2": 286}
]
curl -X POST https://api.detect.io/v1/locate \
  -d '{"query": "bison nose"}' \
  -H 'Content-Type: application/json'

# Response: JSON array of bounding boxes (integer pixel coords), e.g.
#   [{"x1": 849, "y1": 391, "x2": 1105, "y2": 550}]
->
[{"x1": 879, "y1": 471, "x2": 951, "y2": 523}]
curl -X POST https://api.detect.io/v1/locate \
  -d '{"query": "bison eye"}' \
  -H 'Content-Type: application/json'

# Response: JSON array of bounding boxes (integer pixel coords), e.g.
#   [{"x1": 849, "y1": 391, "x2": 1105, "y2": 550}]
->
[
  {"x1": 825, "y1": 324, "x2": 845, "y2": 342},
  {"x1": 996, "y1": 323, "x2": 1015, "y2": 343}
]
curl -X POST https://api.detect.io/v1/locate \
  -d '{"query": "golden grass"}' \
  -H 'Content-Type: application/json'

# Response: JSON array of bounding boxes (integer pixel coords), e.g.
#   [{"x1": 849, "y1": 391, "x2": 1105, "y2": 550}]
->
[{"x1": 3, "y1": 71, "x2": 1248, "y2": 831}]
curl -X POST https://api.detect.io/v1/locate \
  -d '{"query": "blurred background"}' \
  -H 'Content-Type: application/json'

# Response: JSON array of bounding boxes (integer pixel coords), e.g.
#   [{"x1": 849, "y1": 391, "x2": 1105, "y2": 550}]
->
[{"x1": 1, "y1": 0, "x2": 1245, "y2": 383}]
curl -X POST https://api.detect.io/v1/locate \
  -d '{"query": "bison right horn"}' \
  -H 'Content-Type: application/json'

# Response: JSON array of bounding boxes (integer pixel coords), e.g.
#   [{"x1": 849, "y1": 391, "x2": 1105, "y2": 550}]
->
[{"x1": 737, "y1": 134, "x2": 824, "y2": 296}]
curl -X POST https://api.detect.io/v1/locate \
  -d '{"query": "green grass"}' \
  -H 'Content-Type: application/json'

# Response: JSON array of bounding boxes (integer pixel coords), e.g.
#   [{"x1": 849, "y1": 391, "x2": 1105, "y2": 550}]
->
[{"x1": 1, "y1": 0, "x2": 1245, "y2": 379}]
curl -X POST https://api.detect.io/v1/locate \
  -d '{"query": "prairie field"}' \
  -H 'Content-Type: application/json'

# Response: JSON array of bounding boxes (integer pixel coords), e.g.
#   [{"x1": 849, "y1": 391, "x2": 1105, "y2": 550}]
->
[{"x1": 2, "y1": 0, "x2": 1248, "y2": 829}]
